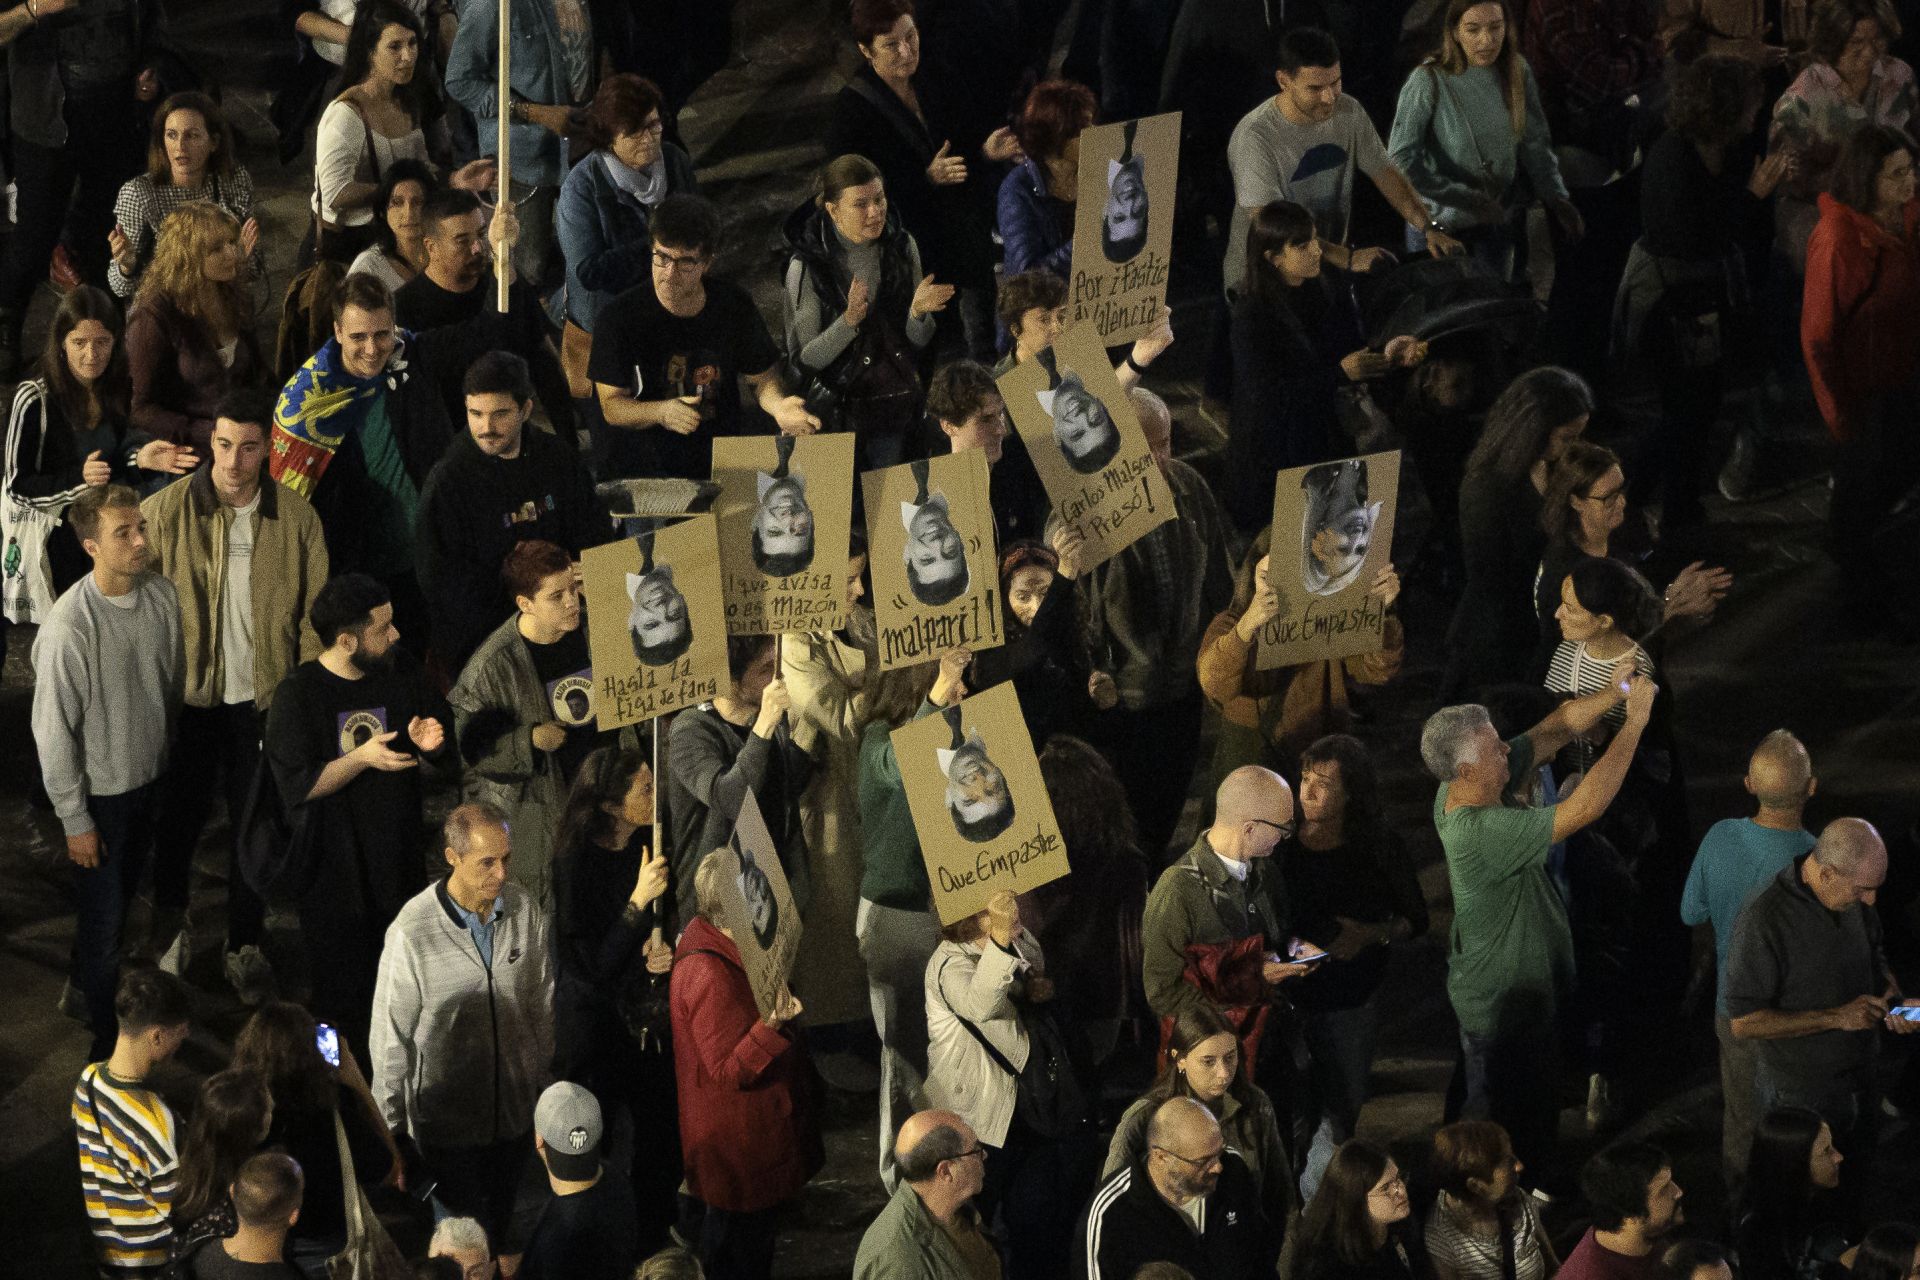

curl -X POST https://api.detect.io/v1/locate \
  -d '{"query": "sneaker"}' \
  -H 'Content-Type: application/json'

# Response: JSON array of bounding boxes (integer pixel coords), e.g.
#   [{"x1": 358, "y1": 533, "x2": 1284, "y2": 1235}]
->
[
  {"x1": 224, "y1": 946, "x2": 277, "y2": 1007},
  {"x1": 1716, "y1": 429, "x2": 1760, "y2": 503},
  {"x1": 1585, "y1": 1072, "x2": 1614, "y2": 1131},
  {"x1": 155, "y1": 928, "x2": 191, "y2": 977}
]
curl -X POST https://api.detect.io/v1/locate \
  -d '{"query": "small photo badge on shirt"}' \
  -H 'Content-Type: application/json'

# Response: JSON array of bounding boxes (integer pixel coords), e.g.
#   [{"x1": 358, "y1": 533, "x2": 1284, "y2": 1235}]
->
[
  {"x1": 336, "y1": 708, "x2": 389, "y2": 756},
  {"x1": 548, "y1": 671, "x2": 594, "y2": 726}
]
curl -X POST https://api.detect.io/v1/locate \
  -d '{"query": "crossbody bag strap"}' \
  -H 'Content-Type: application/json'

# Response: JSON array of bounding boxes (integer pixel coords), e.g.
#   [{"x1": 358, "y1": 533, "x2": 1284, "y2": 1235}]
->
[
  {"x1": 331, "y1": 1104, "x2": 366, "y2": 1241},
  {"x1": 935, "y1": 955, "x2": 1020, "y2": 1079}
]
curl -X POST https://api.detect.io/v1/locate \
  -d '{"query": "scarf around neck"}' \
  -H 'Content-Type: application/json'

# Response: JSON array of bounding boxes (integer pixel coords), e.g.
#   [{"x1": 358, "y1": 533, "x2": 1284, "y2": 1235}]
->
[
  {"x1": 603, "y1": 150, "x2": 668, "y2": 207},
  {"x1": 268, "y1": 332, "x2": 412, "y2": 498}
]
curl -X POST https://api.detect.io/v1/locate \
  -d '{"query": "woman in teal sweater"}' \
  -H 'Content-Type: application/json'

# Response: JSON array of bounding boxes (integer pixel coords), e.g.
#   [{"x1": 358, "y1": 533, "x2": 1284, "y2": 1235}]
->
[
  {"x1": 1387, "y1": 0, "x2": 1581, "y2": 279},
  {"x1": 854, "y1": 645, "x2": 969, "y2": 1189}
]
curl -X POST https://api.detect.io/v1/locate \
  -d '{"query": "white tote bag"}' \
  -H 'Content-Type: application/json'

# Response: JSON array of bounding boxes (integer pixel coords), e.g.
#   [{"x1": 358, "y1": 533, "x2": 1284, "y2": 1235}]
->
[{"x1": 2, "y1": 388, "x2": 64, "y2": 624}]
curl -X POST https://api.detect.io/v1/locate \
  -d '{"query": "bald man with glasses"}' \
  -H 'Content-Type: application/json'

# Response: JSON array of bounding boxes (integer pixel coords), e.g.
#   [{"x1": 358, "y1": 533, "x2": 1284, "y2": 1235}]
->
[{"x1": 1075, "y1": 1097, "x2": 1279, "y2": 1279}]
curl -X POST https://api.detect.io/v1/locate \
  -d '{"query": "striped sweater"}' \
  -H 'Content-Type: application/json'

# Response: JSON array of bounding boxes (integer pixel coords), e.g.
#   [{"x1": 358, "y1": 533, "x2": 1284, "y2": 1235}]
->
[{"x1": 73, "y1": 1063, "x2": 180, "y2": 1272}]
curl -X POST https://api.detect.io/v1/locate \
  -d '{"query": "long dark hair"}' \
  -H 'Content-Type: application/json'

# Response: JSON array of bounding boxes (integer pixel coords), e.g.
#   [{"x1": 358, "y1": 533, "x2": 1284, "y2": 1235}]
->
[
  {"x1": 1040, "y1": 733, "x2": 1141, "y2": 861},
  {"x1": 864, "y1": 659, "x2": 943, "y2": 732},
  {"x1": 1299, "y1": 1139, "x2": 1398, "y2": 1266},
  {"x1": 1540, "y1": 440, "x2": 1621, "y2": 549},
  {"x1": 1853, "y1": 1224, "x2": 1920, "y2": 1280},
  {"x1": 341, "y1": 0, "x2": 439, "y2": 123},
  {"x1": 1565, "y1": 556, "x2": 1661, "y2": 641},
  {"x1": 1741, "y1": 1106, "x2": 1826, "y2": 1229},
  {"x1": 1299, "y1": 733, "x2": 1388, "y2": 858},
  {"x1": 1141, "y1": 1006, "x2": 1255, "y2": 1110},
  {"x1": 233, "y1": 1002, "x2": 336, "y2": 1115},
  {"x1": 172, "y1": 1068, "x2": 271, "y2": 1225},
  {"x1": 552, "y1": 747, "x2": 650, "y2": 863},
  {"x1": 41, "y1": 286, "x2": 132, "y2": 428},
  {"x1": 1831, "y1": 122, "x2": 1914, "y2": 214},
  {"x1": 1464, "y1": 365, "x2": 1594, "y2": 485},
  {"x1": 1242, "y1": 200, "x2": 1318, "y2": 306},
  {"x1": 371, "y1": 158, "x2": 438, "y2": 257}
]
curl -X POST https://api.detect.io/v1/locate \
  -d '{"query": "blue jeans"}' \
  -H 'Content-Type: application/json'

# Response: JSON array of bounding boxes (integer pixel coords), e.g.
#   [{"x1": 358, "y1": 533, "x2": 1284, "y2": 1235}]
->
[
  {"x1": 1305, "y1": 1003, "x2": 1379, "y2": 1141},
  {"x1": 73, "y1": 784, "x2": 160, "y2": 1060}
]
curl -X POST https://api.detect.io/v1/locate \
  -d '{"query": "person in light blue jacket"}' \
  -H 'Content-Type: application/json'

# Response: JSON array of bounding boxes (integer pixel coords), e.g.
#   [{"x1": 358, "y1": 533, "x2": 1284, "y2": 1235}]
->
[
  {"x1": 555, "y1": 74, "x2": 699, "y2": 334},
  {"x1": 445, "y1": 0, "x2": 598, "y2": 290}
]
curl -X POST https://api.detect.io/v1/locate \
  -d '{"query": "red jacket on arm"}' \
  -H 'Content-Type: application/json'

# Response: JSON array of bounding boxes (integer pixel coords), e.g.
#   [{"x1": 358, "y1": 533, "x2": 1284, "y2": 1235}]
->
[
  {"x1": 670, "y1": 916, "x2": 823, "y2": 1213},
  {"x1": 1801, "y1": 193, "x2": 1920, "y2": 441}
]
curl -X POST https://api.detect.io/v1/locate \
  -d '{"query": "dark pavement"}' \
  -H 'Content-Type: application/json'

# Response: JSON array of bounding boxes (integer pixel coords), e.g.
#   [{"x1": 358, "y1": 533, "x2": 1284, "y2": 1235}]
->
[{"x1": 3, "y1": 0, "x2": 1920, "y2": 1275}]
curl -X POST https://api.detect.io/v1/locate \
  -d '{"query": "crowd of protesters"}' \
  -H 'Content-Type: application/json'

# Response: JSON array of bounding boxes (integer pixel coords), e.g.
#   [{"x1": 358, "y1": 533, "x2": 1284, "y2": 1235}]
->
[{"x1": 8, "y1": 0, "x2": 1920, "y2": 1276}]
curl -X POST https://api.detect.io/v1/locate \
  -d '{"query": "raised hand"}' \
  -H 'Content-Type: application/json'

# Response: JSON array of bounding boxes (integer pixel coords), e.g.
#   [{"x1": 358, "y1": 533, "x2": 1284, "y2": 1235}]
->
[
  {"x1": 136, "y1": 440, "x2": 198, "y2": 474},
  {"x1": 932, "y1": 647, "x2": 970, "y2": 706},
  {"x1": 630, "y1": 847, "x2": 669, "y2": 909},
  {"x1": 909, "y1": 274, "x2": 956, "y2": 319},
  {"x1": 926, "y1": 140, "x2": 968, "y2": 186},
  {"x1": 407, "y1": 716, "x2": 445, "y2": 753},
  {"x1": 843, "y1": 276, "x2": 871, "y2": 327},
  {"x1": 350, "y1": 730, "x2": 419, "y2": 772},
  {"x1": 81, "y1": 450, "x2": 112, "y2": 487}
]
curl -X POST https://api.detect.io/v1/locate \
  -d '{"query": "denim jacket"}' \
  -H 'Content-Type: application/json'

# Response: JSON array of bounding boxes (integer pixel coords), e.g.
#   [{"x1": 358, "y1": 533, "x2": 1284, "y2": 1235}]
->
[
  {"x1": 444, "y1": 0, "x2": 585, "y2": 188},
  {"x1": 554, "y1": 141, "x2": 697, "y2": 330}
]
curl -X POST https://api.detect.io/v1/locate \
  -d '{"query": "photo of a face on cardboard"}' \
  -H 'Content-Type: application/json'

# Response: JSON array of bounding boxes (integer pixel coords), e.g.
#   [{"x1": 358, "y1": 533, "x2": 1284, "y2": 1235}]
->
[
  {"x1": 751, "y1": 436, "x2": 815, "y2": 577},
  {"x1": 1300, "y1": 460, "x2": 1382, "y2": 597},
  {"x1": 1256, "y1": 450, "x2": 1401, "y2": 670},
  {"x1": 712, "y1": 790, "x2": 802, "y2": 1019},
  {"x1": 1034, "y1": 348, "x2": 1121, "y2": 475},
  {"x1": 890, "y1": 681, "x2": 1068, "y2": 924},
  {"x1": 581, "y1": 516, "x2": 729, "y2": 726},
  {"x1": 863, "y1": 452, "x2": 1003, "y2": 672},
  {"x1": 901, "y1": 488, "x2": 970, "y2": 606},
  {"x1": 1102, "y1": 120, "x2": 1150, "y2": 264},
  {"x1": 935, "y1": 705, "x2": 1016, "y2": 841}
]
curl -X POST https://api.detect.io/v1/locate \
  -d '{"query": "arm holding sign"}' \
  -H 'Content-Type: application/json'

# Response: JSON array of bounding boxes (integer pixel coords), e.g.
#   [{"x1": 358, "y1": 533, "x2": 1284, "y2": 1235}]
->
[
  {"x1": 674, "y1": 947, "x2": 797, "y2": 1088},
  {"x1": 1550, "y1": 673, "x2": 1657, "y2": 843}
]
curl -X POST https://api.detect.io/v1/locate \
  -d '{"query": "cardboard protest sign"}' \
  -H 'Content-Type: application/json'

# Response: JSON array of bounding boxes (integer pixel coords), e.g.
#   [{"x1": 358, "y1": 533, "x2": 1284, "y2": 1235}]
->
[
  {"x1": 712, "y1": 433, "x2": 855, "y2": 636},
  {"x1": 1253, "y1": 452, "x2": 1401, "y2": 670},
  {"x1": 890, "y1": 682, "x2": 1068, "y2": 925},
  {"x1": 997, "y1": 326, "x2": 1175, "y2": 568},
  {"x1": 580, "y1": 515, "x2": 728, "y2": 726},
  {"x1": 1068, "y1": 112, "x2": 1180, "y2": 345},
  {"x1": 708, "y1": 790, "x2": 802, "y2": 1019},
  {"x1": 862, "y1": 452, "x2": 1003, "y2": 672}
]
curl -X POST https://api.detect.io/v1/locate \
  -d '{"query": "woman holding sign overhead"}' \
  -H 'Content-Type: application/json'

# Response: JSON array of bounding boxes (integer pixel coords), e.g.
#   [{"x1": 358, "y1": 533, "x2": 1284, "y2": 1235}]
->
[
  {"x1": 1228, "y1": 201, "x2": 1426, "y2": 533},
  {"x1": 550, "y1": 746, "x2": 681, "y2": 1253},
  {"x1": 783, "y1": 154, "x2": 950, "y2": 470}
]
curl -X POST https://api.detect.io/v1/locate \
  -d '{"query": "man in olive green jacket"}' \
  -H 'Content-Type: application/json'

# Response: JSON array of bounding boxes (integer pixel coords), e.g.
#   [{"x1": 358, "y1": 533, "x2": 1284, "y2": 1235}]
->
[
  {"x1": 139, "y1": 389, "x2": 328, "y2": 999},
  {"x1": 854, "y1": 1110, "x2": 1001, "y2": 1280}
]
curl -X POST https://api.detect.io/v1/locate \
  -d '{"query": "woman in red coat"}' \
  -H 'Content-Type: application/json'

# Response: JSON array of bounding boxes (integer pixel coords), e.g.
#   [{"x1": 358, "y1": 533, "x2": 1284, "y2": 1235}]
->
[
  {"x1": 671, "y1": 852, "x2": 822, "y2": 1280},
  {"x1": 1801, "y1": 123, "x2": 1920, "y2": 595}
]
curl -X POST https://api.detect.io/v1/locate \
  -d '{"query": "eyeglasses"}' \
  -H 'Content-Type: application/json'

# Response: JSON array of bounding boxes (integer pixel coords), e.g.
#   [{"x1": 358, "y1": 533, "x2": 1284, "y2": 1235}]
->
[
  {"x1": 1580, "y1": 485, "x2": 1627, "y2": 506},
  {"x1": 1250, "y1": 818, "x2": 1296, "y2": 841},
  {"x1": 1153, "y1": 1145, "x2": 1225, "y2": 1171},
  {"x1": 638, "y1": 117, "x2": 666, "y2": 136},
  {"x1": 950, "y1": 1145, "x2": 989, "y2": 1164},
  {"x1": 1369, "y1": 1174, "x2": 1409, "y2": 1198},
  {"x1": 651, "y1": 249, "x2": 708, "y2": 272}
]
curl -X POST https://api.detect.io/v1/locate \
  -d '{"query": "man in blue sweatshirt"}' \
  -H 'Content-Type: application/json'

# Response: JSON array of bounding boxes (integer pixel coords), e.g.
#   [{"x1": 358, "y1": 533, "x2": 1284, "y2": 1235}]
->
[{"x1": 32, "y1": 484, "x2": 184, "y2": 1059}]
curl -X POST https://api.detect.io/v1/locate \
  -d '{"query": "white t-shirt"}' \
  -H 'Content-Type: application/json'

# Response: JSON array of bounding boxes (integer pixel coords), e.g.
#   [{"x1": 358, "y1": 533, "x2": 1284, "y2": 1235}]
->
[
  {"x1": 1225, "y1": 94, "x2": 1391, "y2": 291},
  {"x1": 220, "y1": 494, "x2": 260, "y2": 706}
]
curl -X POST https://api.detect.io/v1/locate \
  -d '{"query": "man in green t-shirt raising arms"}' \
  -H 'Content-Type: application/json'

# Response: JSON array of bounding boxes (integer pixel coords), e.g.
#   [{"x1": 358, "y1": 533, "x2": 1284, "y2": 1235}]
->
[{"x1": 1420, "y1": 667, "x2": 1657, "y2": 1170}]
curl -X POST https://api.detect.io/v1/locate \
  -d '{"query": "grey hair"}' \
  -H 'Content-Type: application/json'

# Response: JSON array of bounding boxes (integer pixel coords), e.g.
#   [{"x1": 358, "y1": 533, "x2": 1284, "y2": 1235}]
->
[
  {"x1": 897, "y1": 1122, "x2": 970, "y2": 1182},
  {"x1": 694, "y1": 849, "x2": 731, "y2": 923},
  {"x1": 444, "y1": 801, "x2": 510, "y2": 855},
  {"x1": 1421, "y1": 705, "x2": 1492, "y2": 781},
  {"x1": 1128, "y1": 385, "x2": 1171, "y2": 434},
  {"x1": 429, "y1": 1217, "x2": 491, "y2": 1260}
]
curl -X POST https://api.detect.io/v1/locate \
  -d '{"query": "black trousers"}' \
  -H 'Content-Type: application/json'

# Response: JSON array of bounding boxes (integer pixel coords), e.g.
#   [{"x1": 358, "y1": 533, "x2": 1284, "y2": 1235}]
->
[
  {"x1": 151, "y1": 701, "x2": 266, "y2": 949},
  {"x1": 72, "y1": 784, "x2": 160, "y2": 1060},
  {"x1": 1832, "y1": 392, "x2": 1920, "y2": 599},
  {"x1": 1093, "y1": 689, "x2": 1204, "y2": 864},
  {"x1": 0, "y1": 89, "x2": 143, "y2": 321}
]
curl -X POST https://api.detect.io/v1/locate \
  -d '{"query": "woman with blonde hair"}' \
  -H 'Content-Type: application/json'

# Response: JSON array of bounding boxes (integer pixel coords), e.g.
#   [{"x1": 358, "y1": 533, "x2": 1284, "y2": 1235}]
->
[
  {"x1": 126, "y1": 202, "x2": 263, "y2": 453},
  {"x1": 108, "y1": 92, "x2": 262, "y2": 299},
  {"x1": 1388, "y1": 0, "x2": 1580, "y2": 277}
]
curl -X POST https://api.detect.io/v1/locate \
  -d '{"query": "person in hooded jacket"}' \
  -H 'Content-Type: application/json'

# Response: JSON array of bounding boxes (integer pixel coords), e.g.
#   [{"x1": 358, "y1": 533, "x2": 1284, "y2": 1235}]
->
[{"x1": 414, "y1": 351, "x2": 606, "y2": 670}]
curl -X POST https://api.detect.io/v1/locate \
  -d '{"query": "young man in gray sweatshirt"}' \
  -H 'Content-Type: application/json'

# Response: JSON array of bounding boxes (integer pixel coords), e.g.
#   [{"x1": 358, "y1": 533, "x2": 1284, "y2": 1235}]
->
[{"x1": 31, "y1": 484, "x2": 184, "y2": 1060}]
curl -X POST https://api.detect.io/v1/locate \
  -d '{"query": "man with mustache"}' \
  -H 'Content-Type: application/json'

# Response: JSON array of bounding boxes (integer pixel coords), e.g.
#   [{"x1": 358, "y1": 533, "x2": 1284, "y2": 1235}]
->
[
  {"x1": 416, "y1": 350, "x2": 604, "y2": 669},
  {"x1": 1075, "y1": 1097, "x2": 1279, "y2": 1279},
  {"x1": 31, "y1": 483, "x2": 185, "y2": 1061},
  {"x1": 264, "y1": 572, "x2": 452, "y2": 1062}
]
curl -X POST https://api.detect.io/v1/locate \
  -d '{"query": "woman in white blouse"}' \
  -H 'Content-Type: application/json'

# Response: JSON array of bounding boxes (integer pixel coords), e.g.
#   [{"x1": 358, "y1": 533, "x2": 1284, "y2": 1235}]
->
[{"x1": 312, "y1": 0, "x2": 490, "y2": 262}]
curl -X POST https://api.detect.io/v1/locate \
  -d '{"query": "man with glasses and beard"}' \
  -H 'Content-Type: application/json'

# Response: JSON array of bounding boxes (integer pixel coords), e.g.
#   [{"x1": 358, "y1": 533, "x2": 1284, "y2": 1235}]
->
[
  {"x1": 264, "y1": 573, "x2": 453, "y2": 1062},
  {"x1": 1076, "y1": 1097, "x2": 1278, "y2": 1279}
]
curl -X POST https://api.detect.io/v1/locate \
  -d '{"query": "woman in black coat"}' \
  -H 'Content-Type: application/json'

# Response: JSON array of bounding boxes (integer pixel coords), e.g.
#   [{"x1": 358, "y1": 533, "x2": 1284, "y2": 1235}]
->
[
  {"x1": 1228, "y1": 201, "x2": 1421, "y2": 532},
  {"x1": 826, "y1": 0, "x2": 1024, "y2": 359}
]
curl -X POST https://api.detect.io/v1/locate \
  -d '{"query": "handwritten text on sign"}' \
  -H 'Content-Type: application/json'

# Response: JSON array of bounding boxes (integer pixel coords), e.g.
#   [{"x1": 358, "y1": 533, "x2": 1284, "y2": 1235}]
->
[{"x1": 1067, "y1": 111, "x2": 1181, "y2": 347}]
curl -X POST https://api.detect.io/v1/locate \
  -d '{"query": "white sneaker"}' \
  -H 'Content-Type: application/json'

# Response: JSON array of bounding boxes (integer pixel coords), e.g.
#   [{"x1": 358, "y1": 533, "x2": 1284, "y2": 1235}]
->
[
  {"x1": 156, "y1": 929, "x2": 191, "y2": 977},
  {"x1": 1585, "y1": 1073, "x2": 1614, "y2": 1131}
]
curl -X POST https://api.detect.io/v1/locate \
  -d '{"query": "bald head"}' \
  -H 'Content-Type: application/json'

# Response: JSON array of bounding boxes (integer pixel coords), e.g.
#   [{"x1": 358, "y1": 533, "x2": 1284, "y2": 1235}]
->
[
  {"x1": 1813, "y1": 817, "x2": 1886, "y2": 877},
  {"x1": 1747, "y1": 731, "x2": 1813, "y2": 811},
  {"x1": 1146, "y1": 1095, "x2": 1220, "y2": 1152},
  {"x1": 1215, "y1": 766, "x2": 1292, "y2": 827},
  {"x1": 895, "y1": 1110, "x2": 974, "y2": 1183}
]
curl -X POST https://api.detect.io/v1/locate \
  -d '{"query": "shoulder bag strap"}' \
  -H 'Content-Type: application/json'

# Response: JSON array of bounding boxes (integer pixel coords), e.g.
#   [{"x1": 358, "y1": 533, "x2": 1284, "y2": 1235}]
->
[
  {"x1": 935, "y1": 955, "x2": 1021, "y2": 1079},
  {"x1": 332, "y1": 1104, "x2": 368, "y2": 1243}
]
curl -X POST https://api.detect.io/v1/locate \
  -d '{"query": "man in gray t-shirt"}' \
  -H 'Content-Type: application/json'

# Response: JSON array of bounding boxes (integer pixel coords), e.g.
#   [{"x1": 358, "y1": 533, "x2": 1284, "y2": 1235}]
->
[{"x1": 1225, "y1": 27, "x2": 1462, "y2": 291}]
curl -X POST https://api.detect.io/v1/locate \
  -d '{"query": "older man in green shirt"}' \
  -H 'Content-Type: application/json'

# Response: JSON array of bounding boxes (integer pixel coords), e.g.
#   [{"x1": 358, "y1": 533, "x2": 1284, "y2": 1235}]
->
[{"x1": 1421, "y1": 668, "x2": 1656, "y2": 1166}]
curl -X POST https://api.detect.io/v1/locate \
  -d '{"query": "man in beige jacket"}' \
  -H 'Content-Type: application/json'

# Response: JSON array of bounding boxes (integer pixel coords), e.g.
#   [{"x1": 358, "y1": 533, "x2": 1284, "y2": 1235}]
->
[{"x1": 141, "y1": 386, "x2": 328, "y2": 1001}]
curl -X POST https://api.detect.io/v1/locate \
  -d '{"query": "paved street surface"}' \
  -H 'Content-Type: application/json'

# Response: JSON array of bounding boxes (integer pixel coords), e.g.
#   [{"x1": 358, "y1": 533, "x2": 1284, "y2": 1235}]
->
[{"x1": 3, "y1": 0, "x2": 1919, "y2": 1275}]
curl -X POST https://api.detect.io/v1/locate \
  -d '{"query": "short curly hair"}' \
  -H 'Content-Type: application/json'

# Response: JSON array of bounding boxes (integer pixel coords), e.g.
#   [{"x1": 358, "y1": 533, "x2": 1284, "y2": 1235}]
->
[
  {"x1": 1017, "y1": 79, "x2": 1097, "y2": 162},
  {"x1": 1665, "y1": 54, "x2": 1760, "y2": 147},
  {"x1": 995, "y1": 269, "x2": 1067, "y2": 338}
]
